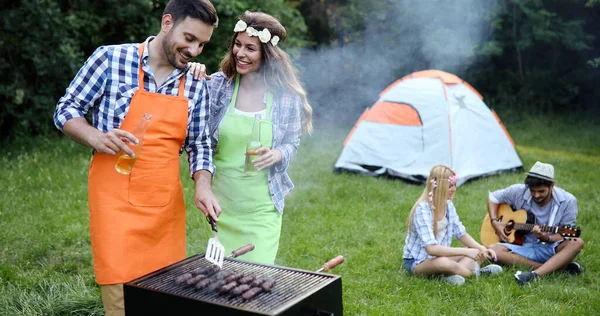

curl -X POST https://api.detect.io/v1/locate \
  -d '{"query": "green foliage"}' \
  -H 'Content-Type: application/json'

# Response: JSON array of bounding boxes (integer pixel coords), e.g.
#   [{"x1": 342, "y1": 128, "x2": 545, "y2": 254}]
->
[
  {"x1": 0, "y1": 1, "x2": 307, "y2": 141},
  {"x1": 586, "y1": 0, "x2": 600, "y2": 6},
  {"x1": 199, "y1": 0, "x2": 309, "y2": 67},
  {"x1": 468, "y1": 0, "x2": 598, "y2": 113},
  {"x1": 1, "y1": 114, "x2": 599, "y2": 314},
  {"x1": 297, "y1": 0, "x2": 599, "y2": 126},
  {"x1": 297, "y1": 0, "x2": 393, "y2": 47},
  {"x1": 1, "y1": 0, "x2": 599, "y2": 141},
  {"x1": 0, "y1": 0, "x2": 159, "y2": 140}
]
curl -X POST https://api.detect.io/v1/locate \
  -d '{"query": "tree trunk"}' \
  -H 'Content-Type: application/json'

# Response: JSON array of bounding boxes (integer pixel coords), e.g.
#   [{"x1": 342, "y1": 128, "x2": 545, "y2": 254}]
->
[{"x1": 512, "y1": 2, "x2": 525, "y2": 80}]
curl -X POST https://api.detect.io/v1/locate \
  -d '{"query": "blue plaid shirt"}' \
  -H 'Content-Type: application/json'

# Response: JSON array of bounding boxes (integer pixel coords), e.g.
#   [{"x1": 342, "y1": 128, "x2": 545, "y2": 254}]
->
[
  {"x1": 207, "y1": 72, "x2": 302, "y2": 214},
  {"x1": 403, "y1": 200, "x2": 467, "y2": 265},
  {"x1": 54, "y1": 37, "x2": 215, "y2": 177},
  {"x1": 489, "y1": 184, "x2": 578, "y2": 243}
]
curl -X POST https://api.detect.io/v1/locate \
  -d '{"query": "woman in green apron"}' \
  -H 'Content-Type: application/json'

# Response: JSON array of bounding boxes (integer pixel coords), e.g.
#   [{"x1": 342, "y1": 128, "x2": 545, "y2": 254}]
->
[{"x1": 197, "y1": 11, "x2": 313, "y2": 264}]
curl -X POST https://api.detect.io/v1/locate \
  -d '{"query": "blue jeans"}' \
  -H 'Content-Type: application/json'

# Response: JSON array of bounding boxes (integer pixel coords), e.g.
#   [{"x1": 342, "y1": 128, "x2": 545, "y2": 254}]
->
[
  {"x1": 403, "y1": 258, "x2": 416, "y2": 274},
  {"x1": 500, "y1": 241, "x2": 562, "y2": 263}
]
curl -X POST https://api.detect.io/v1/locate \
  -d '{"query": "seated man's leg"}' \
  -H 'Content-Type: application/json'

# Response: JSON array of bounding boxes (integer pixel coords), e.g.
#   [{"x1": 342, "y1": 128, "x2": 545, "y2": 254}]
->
[
  {"x1": 534, "y1": 238, "x2": 584, "y2": 276},
  {"x1": 489, "y1": 243, "x2": 542, "y2": 269}
]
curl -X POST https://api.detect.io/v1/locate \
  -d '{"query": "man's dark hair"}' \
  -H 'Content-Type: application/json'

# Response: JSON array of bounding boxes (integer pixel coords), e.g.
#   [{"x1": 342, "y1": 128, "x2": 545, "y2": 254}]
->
[
  {"x1": 164, "y1": 0, "x2": 218, "y2": 27},
  {"x1": 524, "y1": 175, "x2": 553, "y2": 188}
]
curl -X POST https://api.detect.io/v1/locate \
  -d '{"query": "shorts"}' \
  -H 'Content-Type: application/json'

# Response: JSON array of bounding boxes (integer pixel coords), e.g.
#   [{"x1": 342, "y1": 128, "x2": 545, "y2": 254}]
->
[
  {"x1": 500, "y1": 241, "x2": 562, "y2": 263},
  {"x1": 403, "y1": 258, "x2": 416, "y2": 274}
]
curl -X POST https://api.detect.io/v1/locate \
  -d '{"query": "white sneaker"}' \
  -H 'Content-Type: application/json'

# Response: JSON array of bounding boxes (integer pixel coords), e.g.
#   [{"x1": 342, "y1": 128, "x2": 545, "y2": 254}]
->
[
  {"x1": 480, "y1": 264, "x2": 503, "y2": 275},
  {"x1": 442, "y1": 274, "x2": 465, "y2": 286}
]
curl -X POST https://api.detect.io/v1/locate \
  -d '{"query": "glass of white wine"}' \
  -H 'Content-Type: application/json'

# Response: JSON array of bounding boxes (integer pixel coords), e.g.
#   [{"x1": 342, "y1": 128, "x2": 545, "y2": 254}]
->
[{"x1": 115, "y1": 113, "x2": 152, "y2": 175}]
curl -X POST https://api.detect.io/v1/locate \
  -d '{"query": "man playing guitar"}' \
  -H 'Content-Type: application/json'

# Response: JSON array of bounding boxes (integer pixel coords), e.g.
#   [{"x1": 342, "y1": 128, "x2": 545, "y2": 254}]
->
[{"x1": 487, "y1": 161, "x2": 584, "y2": 285}]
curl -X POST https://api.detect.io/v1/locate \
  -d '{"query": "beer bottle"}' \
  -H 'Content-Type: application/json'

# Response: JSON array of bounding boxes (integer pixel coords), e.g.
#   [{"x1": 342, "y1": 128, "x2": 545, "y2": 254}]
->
[
  {"x1": 115, "y1": 113, "x2": 152, "y2": 175},
  {"x1": 244, "y1": 114, "x2": 262, "y2": 175}
]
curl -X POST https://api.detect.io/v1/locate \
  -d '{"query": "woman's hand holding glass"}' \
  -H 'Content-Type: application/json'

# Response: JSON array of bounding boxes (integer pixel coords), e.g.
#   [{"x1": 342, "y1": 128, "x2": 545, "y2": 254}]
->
[{"x1": 252, "y1": 147, "x2": 282, "y2": 171}]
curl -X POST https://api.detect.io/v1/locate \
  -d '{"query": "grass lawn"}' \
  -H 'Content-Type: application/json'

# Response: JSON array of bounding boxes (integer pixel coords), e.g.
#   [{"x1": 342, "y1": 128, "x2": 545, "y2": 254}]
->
[{"x1": 1, "y1": 113, "x2": 599, "y2": 315}]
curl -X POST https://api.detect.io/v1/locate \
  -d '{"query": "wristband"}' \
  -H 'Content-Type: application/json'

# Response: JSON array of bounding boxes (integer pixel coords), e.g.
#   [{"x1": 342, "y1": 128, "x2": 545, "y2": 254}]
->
[{"x1": 490, "y1": 218, "x2": 498, "y2": 223}]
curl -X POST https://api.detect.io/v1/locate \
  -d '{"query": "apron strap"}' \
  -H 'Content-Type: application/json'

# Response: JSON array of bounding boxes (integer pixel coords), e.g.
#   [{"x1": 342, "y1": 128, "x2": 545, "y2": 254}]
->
[
  {"x1": 137, "y1": 43, "x2": 146, "y2": 90},
  {"x1": 137, "y1": 42, "x2": 185, "y2": 96},
  {"x1": 178, "y1": 76, "x2": 186, "y2": 97},
  {"x1": 229, "y1": 75, "x2": 241, "y2": 110},
  {"x1": 266, "y1": 91, "x2": 274, "y2": 117}
]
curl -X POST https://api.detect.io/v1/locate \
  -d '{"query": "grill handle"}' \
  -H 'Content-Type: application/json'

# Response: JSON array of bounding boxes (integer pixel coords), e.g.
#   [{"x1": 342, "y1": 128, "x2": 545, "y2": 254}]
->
[
  {"x1": 230, "y1": 244, "x2": 255, "y2": 258},
  {"x1": 206, "y1": 217, "x2": 218, "y2": 233},
  {"x1": 317, "y1": 255, "x2": 344, "y2": 272}
]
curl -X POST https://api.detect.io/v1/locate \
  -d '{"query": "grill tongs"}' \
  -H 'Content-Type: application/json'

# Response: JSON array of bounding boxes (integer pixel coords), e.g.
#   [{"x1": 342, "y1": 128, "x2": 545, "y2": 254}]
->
[{"x1": 205, "y1": 217, "x2": 226, "y2": 268}]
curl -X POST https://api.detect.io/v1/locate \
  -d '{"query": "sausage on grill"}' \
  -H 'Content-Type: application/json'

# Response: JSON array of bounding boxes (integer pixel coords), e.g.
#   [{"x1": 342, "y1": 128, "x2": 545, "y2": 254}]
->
[
  {"x1": 194, "y1": 278, "x2": 213, "y2": 290},
  {"x1": 212, "y1": 270, "x2": 233, "y2": 280},
  {"x1": 191, "y1": 265, "x2": 220, "y2": 276},
  {"x1": 218, "y1": 281, "x2": 238, "y2": 295},
  {"x1": 238, "y1": 275, "x2": 256, "y2": 284},
  {"x1": 185, "y1": 274, "x2": 207, "y2": 286},
  {"x1": 230, "y1": 284, "x2": 251, "y2": 296},
  {"x1": 242, "y1": 287, "x2": 263, "y2": 301},
  {"x1": 206, "y1": 279, "x2": 227, "y2": 292},
  {"x1": 174, "y1": 273, "x2": 192, "y2": 285},
  {"x1": 250, "y1": 276, "x2": 266, "y2": 287},
  {"x1": 261, "y1": 279, "x2": 276, "y2": 292},
  {"x1": 225, "y1": 272, "x2": 244, "y2": 283}
]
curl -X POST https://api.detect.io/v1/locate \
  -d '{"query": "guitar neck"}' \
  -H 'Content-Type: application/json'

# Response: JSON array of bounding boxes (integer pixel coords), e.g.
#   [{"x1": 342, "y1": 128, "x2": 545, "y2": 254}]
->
[{"x1": 513, "y1": 223, "x2": 559, "y2": 233}]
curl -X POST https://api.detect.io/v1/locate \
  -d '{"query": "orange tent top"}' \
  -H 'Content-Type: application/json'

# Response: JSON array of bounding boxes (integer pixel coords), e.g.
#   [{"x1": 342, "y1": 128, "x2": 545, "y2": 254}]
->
[
  {"x1": 342, "y1": 102, "x2": 421, "y2": 146},
  {"x1": 380, "y1": 69, "x2": 483, "y2": 100}
]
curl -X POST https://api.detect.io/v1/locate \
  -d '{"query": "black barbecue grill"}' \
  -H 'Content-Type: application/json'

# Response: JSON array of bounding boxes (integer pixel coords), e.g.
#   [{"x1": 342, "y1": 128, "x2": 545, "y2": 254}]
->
[{"x1": 124, "y1": 254, "x2": 343, "y2": 315}]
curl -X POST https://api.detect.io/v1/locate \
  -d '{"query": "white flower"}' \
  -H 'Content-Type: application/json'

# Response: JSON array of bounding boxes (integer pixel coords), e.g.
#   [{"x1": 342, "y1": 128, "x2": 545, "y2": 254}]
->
[
  {"x1": 258, "y1": 28, "x2": 271, "y2": 44},
  {"x1": 246, "y1": 27, "x2": 258, "y2": 37},
  {"x1": 233, "y1": 20, "x2": 247, "y2": 33},
  {"x1": 270, "y1": 35, "x2": 280, "y2": 47}
]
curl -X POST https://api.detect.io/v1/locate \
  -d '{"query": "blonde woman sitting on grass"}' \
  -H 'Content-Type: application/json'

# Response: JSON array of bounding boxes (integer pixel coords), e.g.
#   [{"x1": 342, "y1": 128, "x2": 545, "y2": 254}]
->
[{"x1": 402, "y1": 165, "x2": 503, "y2": 285}]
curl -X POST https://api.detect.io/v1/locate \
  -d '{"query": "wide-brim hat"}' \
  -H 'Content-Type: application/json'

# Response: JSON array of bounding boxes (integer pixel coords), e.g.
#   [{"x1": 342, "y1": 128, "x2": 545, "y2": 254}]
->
[{"x1": 526, "y1": 161, "x2": 556, "y2": 182}]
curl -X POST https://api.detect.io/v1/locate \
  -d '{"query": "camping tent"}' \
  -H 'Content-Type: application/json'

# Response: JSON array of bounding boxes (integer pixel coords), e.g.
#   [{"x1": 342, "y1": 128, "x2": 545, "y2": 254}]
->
[{"x1": 334, "y1": 70, "x2": 523, "y2": 186}]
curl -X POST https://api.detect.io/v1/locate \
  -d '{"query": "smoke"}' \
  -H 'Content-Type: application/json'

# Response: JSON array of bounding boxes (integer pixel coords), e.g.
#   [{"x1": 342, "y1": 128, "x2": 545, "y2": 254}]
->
[{"x1": 296, "y1": 0, "x2": 501, "y2": 127}]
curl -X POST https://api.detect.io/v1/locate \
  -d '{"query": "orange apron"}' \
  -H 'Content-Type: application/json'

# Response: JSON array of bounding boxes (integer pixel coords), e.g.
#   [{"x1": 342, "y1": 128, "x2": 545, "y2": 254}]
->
[{"x1": 88, "y1": 43, "x2": 188, "y2": 285}]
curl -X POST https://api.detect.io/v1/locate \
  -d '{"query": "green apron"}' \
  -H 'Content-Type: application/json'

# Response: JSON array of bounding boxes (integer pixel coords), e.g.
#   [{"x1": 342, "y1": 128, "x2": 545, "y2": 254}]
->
[{"x1": 212, "y1": 75, "x2": 281, "y2": 264}]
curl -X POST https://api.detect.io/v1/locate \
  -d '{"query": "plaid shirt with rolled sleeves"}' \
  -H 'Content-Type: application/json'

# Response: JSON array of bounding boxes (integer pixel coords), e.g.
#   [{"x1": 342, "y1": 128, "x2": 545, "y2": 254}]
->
[
  {"x1": 53, "y1": 37, "x2": 215, "y2": 177},
  {"x1": 207, "y1": 72, "x2": 302, "y2": 214},
  {"x1": 402, "y1": 200, "x2": 467, "y2": 266}
]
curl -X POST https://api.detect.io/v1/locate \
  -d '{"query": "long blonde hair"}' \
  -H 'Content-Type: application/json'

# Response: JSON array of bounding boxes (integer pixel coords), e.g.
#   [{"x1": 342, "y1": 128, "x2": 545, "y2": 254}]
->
[
  {"x1": 407, "y1": 165, "x2": 457, "y2": 236},
  {"x1": 219, "y1": 11, "x2": 313, "y2": 134}
]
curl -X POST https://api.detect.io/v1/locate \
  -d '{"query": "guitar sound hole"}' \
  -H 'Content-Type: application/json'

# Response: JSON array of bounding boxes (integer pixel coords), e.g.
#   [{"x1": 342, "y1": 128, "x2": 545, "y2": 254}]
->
[{"x1": 504, "y1": 221, "x2": 515, "y2": 234}]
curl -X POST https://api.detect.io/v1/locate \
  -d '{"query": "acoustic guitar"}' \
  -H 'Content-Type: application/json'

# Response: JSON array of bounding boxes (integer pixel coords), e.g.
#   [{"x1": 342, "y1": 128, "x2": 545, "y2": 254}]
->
[{"x1": 480, "y1": 203, "x2": 581, "y2": 246}]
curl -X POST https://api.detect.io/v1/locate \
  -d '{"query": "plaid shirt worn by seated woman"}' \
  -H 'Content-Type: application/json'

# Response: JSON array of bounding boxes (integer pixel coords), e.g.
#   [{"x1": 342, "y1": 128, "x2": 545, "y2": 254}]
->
[
  {"x1": 403, "y1": 200, "x2": 468, "y2": 266},
  {"x1": 53, "y1": 36, "x2": 214, "y2": 176}
]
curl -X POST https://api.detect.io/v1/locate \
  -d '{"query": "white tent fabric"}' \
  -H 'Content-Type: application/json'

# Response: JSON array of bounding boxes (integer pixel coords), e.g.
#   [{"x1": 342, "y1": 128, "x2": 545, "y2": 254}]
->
[{"x1": 334, "y1": 73, "x2": 523, "y2": 186}]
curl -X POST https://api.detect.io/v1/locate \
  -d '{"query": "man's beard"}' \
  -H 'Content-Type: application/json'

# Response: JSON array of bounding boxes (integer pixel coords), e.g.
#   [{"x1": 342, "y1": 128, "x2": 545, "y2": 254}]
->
[
  {"x1": 533, "y1": 193, "x2": 550, "y2": 205},
  {"x1": 162, "y1": 35, "x2": 190, "y2": 70}
]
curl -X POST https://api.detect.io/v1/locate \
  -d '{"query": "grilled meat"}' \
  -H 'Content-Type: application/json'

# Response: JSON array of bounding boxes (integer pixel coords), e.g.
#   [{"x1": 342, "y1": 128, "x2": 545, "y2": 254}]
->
[{"x1": 242, "y1": 287, "x2": 263, "y2": 301}]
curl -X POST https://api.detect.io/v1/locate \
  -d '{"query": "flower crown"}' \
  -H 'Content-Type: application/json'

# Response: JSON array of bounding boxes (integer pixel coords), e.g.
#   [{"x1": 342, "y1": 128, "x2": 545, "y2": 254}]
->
[
  {"x1": 449, "y1": 174, "x2": 459, "y2": 184},
  {"x1": 233, "y1": 20, "x2": 280, "y2": 46},
  {"x1": 428, "y1": 174, "x2": 459, "y2": 210}
]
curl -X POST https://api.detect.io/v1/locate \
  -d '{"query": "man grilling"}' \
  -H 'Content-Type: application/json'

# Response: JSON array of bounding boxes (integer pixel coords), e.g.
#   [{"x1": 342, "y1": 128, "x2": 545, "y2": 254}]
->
[
  {"x1": 487, "y1": 161, "x2": 584, "y2": 285},
  {"x1": 53, "y1": 1, "x2": 220, "y2": 314}
]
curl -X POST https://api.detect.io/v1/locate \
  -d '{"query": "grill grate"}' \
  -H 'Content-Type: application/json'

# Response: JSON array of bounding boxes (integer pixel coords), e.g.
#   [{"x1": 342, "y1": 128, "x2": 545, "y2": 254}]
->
[{"x1": 128, "y1": 255, "x2": 338, "y2": 315}]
